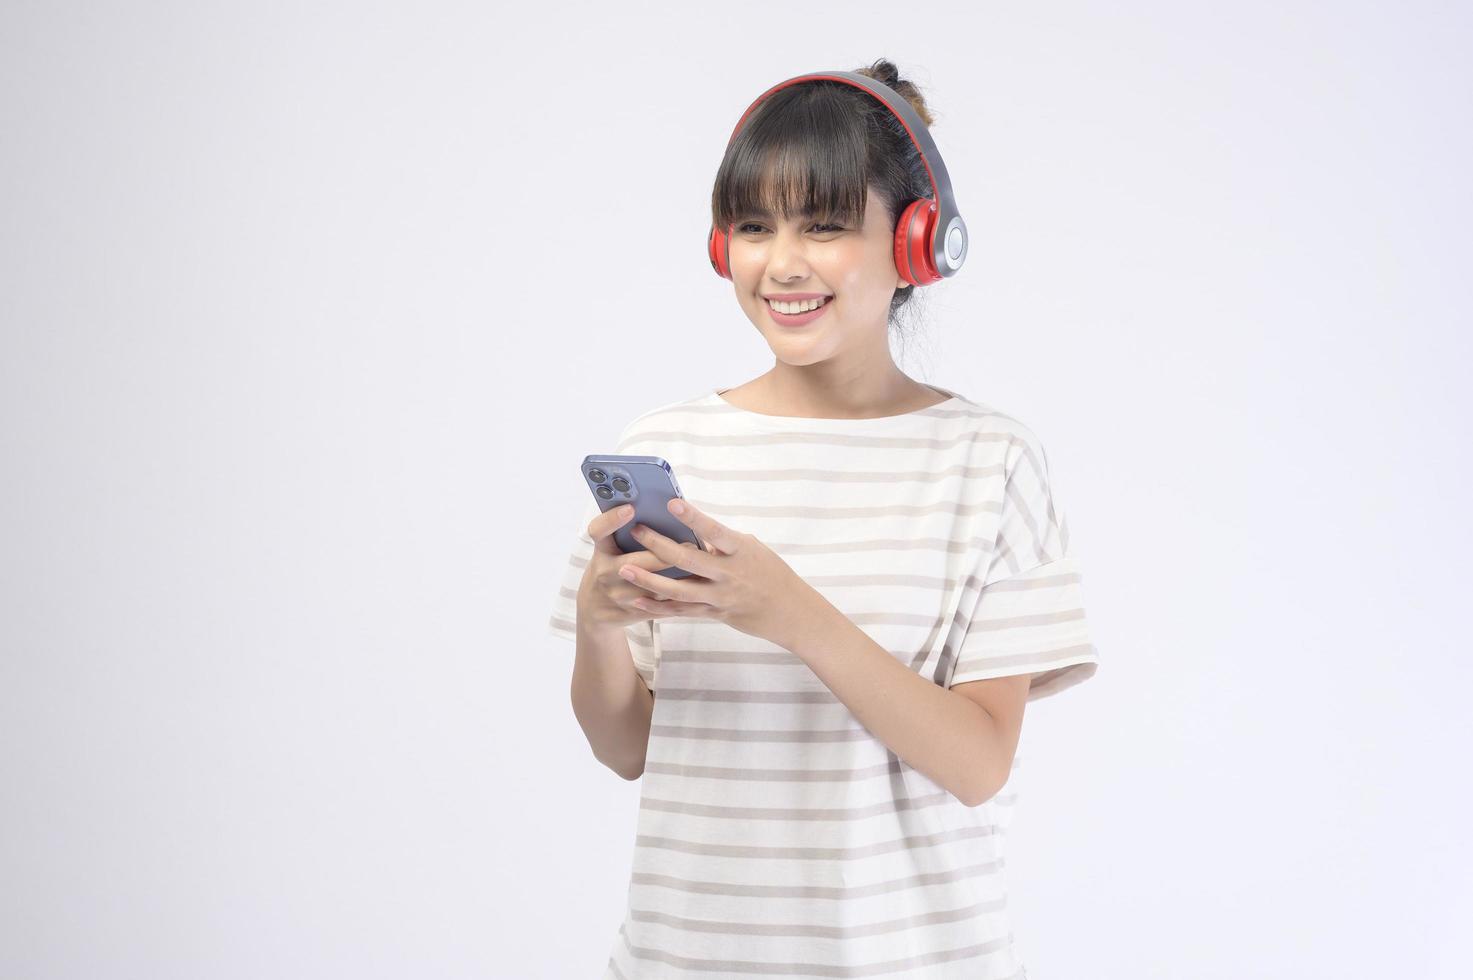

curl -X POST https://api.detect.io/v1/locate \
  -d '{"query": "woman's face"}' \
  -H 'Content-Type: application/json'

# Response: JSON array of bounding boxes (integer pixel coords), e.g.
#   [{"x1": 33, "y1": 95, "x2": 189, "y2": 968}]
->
[{"x1": 728, "y1": 185, "x2": 908, "y2": 364}]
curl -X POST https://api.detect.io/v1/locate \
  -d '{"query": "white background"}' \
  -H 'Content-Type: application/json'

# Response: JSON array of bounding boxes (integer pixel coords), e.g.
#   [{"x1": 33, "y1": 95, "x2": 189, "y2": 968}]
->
[{"x1": 2, "y1": 2, "x2": 1469, "y2": 977}]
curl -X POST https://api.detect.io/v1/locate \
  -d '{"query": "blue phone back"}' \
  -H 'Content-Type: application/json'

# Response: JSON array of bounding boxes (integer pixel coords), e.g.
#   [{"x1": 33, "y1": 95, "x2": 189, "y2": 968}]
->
[{"x1": 581, "y1": 454, "x2": 706, "y2": 579}]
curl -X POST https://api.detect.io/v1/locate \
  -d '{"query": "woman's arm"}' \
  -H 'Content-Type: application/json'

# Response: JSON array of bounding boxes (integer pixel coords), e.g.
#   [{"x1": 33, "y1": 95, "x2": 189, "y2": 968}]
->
[
  {"x1": 783, "y1": 598, "x2": 1029, "y2": 807},
  {"x1": 569, "y1": 620, "x2": 654, "y2": 780}
]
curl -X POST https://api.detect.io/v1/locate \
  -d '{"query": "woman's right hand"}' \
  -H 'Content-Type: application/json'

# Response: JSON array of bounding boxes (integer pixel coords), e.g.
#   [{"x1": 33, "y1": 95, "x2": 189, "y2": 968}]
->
[{"x1": 576, "y1": 504, "x2": 691, "y2": 630}]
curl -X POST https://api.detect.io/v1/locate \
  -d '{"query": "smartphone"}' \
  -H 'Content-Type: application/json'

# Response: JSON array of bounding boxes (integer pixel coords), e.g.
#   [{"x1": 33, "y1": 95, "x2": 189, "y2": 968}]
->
[{"x1": 581, "y1": 454, "x2": 709, "y2": 579}]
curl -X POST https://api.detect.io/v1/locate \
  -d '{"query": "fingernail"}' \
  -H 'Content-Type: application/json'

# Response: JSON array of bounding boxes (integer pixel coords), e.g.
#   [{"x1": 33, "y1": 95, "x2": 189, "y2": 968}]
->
[
  {"x1": 619, "y1": 566, "x2": 635, "y2": 581},
  {"x1": 670, "y1": 500, "x2": 685, "y2": 515}
]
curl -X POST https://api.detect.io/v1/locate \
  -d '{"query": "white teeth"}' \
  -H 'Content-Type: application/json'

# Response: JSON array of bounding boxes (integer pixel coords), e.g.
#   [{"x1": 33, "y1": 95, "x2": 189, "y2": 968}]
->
[{"x1": 768, "y1": 297, "x2": 828, "y2": 314}]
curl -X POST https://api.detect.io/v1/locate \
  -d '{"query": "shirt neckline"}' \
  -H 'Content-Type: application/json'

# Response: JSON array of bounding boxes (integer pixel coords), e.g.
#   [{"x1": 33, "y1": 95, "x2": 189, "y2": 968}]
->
[{"x1": 706, "y1": 384, "x2": 964, "y2": 423}]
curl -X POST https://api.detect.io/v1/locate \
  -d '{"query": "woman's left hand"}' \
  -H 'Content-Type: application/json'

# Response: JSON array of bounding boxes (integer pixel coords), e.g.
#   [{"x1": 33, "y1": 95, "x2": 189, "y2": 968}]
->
[{"x1": 616, "y1": 498, "x2": 824, "y2": 648}]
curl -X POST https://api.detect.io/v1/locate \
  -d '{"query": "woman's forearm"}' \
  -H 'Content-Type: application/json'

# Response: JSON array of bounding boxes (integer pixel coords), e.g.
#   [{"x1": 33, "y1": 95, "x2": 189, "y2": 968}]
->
[
  {"x1": 569, "y1": 618, "x2": 654, "y2": 780},
  {"x1": 777, "y1": 597, "x2": 1007, "y2": 807}
]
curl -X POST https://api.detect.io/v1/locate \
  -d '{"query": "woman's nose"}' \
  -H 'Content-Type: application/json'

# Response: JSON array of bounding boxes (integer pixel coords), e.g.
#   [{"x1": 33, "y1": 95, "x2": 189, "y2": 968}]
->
[{"x1": 765, "y1": 228, "x2": 809, "y2": 280}]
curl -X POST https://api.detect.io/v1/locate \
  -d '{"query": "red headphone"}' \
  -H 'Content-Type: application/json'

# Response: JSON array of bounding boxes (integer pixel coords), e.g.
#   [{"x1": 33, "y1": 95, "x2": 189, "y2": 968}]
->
[{"x1": 707, "y1": 70, "x2": 968, "y2": 287}]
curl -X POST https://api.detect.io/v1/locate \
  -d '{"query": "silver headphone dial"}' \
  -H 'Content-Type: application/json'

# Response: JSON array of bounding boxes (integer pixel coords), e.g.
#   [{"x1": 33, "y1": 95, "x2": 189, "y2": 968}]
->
[{"x1": 942, "y1": 216, "x2": 967, "y2": 271}]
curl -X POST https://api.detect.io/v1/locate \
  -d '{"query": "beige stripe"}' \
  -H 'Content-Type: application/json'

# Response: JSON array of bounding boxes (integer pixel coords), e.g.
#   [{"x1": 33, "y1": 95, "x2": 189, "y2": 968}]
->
[
  {"x1": 624, "y1": 428, "x2": 1003, "y2": 450},
  {"x1": 635, "y1": 823, "x2": 997, "y2": 860},
  {"x1": 680, "y1": 498, "x2": 1002, "y2": 521},
  {"x1": 657, "y1": 649, "x2": 806, "y2": 666},
  {"x1": 657, "y1": 629, "x2": 940, "y2": 665},
  {"x1": 905, "y1": 562, "x2": 984, "y2": 679},
  {"x1": 652, "y1": 654, "x2": 1059, "y2": 699},
  {"x1": 1002, "y1": 464, "x2": 1047, "y2": 569},
  {"x1": 641, "y1": 789, "x2": 955, "y2": 821},
  {"x1": 621, "y1": 927, "x2": 1015, "y2": 976},
  {"x1": 990, "y1": 535, "x2": 1017, "y2": 575},
  {"x1": 982, "y1": 567, "x2": 1082, "y2": 591},
  {"x1": 640, "y1": 753, "x2": 1022, "y2": 785},
  {"x1": 969, "y1": 607, "x2": 1088, "y2": 632},
  {"x1": 804, "y1": 607, "x2": 960, "y2": 632},
  {"x1": 643, "y1": 758, "x2": 903, "y2": 782},
  {"x1": 797, "y1": 571, "x2": 959, "y2": 588},
  {"x1": 644, "y1": 727, "x2": 1026, "y2": 778},
  {"x1": 649, "y1": 724, "x2": 870, "y2": 742},
  {"x1": 773, "y1": 536, "x2": 979, "y2": 555},
  {"x1": 630, "y1": 858, "x2": 1004, "y2": 900},
  {"x1": 671, "y1": 461, "x2": 1006, "y2": 483},
  {"x1": 942, "y1": 630, "x2": 1095, "y2": 683},
  {"x1": 628, "y1": 895, "x2": 1004, "y2": 939},
  {"x1": 954, "y1": 645, "x2": 1096, "y2": 671},
  {"x1": 654, "y1": 688, "x2": 841, "y2": 704},
  {"x1": 562, "y1": 536, "x2": 982, "y2": 564}
]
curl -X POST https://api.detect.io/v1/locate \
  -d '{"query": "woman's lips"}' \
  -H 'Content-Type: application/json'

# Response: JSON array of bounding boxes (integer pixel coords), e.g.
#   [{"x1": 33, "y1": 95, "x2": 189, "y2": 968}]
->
[{"x1": 765, "y1": 296, "x2": 832, "y2": 328}]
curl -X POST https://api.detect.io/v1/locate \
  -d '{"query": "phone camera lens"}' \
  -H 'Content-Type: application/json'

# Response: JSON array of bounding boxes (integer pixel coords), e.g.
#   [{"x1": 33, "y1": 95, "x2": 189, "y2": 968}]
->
[
  {"x1": 611, "y1": 476, "x2": 630, "y2": 493},
  {"x1": 587, "y1": 468, "x2": 607, "y2": 483},
  {"x1": 595, "y1": 485, "x2": 613, "y2": 500}
]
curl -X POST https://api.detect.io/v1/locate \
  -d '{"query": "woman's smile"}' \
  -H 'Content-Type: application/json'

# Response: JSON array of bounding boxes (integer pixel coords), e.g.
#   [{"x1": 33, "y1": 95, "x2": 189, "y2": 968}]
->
[{"x1": 764, "y1": 294, "x2": 833, "y2": 327}]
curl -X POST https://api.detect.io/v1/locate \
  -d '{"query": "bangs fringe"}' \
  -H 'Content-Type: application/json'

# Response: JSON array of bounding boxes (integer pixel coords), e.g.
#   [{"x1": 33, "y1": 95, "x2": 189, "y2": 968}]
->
[{"x1": 710, "y1": 84, "x2": 873, "y2": 231}]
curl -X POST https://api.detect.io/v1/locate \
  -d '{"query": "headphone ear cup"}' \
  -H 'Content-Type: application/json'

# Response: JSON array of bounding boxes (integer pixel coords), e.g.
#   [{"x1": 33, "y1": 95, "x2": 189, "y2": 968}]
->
[
  {"x1": 893, "y1": 199, "x2": 942, "y2": 286},
  {"x1": 708, "y1": 225, "x2": 733, "y2": 279}
]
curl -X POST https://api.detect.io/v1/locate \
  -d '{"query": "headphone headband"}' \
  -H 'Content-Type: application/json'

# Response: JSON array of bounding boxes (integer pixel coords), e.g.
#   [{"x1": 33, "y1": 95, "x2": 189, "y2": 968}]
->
[{"x1": 710, "y1": 69, "x2": 967, "y2": 284}]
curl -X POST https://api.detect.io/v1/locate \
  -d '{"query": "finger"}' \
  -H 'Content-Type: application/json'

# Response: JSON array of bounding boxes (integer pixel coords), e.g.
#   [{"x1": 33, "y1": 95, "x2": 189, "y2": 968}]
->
[
  {"x1": 617, "y1": 561, "x2": 703, "y2": 604},
  {"x1": 632, "y1": 595, "x2": 705, "y2": 617},
  {"x1": 590, "y1": 504, "x2": 637, "y2": 553},
  {"x1": 627, "y1": 549, "x2": 683, "y2": 572},
  {"x1": 667, "y1": 498, "x2": 740, "y2": 556},
  {"x1": 628, "y1": 522, "x2": 717, "y2": 579},
  {"x1": 613, "y1": 526, "x2": 687, "y2": 570}
]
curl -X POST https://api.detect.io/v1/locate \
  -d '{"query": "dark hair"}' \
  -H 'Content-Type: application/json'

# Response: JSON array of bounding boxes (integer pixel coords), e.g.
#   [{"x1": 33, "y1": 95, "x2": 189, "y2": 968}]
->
[{"x1": 709, "y1": 59, "x2": 940, "y2": 341}]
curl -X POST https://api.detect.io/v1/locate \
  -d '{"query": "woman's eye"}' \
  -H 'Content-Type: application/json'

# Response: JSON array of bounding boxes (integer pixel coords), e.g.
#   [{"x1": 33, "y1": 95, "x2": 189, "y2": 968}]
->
[{"x1": 735, "y1": 222, "x2": 844, "y2": 234}]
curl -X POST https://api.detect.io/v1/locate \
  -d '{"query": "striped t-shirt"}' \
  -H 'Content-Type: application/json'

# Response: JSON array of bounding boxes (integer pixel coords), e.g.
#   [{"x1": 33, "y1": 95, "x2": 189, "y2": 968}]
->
[{"x1": 547, "y1": 384, "x2": 1099, "y2": 978}]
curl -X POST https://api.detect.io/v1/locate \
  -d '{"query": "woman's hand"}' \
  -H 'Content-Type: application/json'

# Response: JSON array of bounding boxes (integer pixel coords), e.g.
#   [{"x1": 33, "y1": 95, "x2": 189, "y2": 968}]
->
[
  {"x1": 576, "y1": 503, "x2": 689, "y2": 631},
  {"x1": 614, "y1": 497, "x2": 825, "y2": 648}
]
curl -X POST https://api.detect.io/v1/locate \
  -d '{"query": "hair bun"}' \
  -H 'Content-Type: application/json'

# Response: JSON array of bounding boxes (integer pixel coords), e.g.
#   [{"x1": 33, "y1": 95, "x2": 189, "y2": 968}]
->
[
  {"x1": 863, "y1": 59, "x2": 902, "y2": 88},
  {"x1": 855, "y1": 58, "x2": 935, "y2": 127}
]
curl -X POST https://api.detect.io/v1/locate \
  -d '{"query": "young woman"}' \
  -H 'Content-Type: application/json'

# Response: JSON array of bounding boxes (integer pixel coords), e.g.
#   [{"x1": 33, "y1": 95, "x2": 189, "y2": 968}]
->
[{"x1": 550, "y1": 59, "x2": 1099, "y2": 979}]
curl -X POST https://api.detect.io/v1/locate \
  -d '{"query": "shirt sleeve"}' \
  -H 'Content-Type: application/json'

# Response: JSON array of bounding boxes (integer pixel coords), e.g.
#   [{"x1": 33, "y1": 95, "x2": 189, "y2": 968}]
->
[
  {"x1": 546, "y1": 438, "x2": 660, "y2": 693},
  {"x1": 947, "y1": 424, "x2": 1099, "y2": 701}
]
